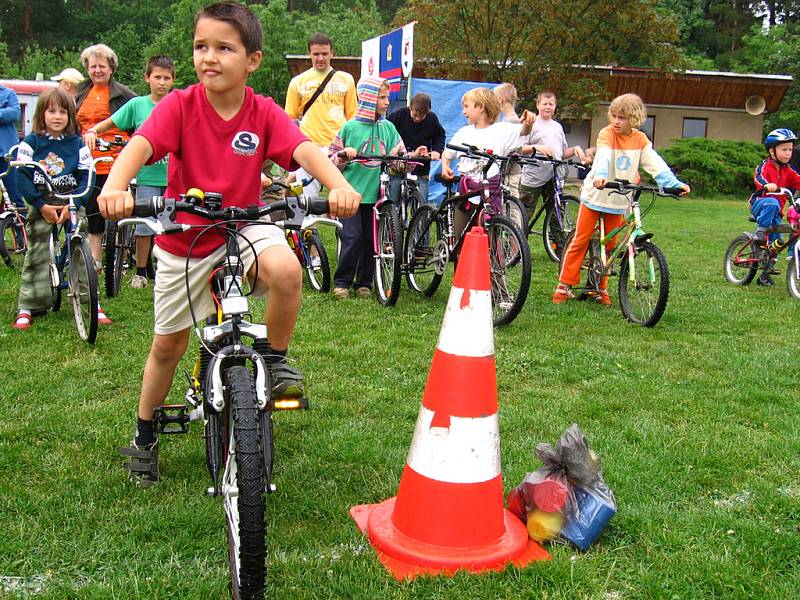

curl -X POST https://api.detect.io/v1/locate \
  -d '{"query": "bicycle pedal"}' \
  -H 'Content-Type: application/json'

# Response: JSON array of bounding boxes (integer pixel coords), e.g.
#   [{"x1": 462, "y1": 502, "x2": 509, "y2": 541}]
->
[
  {"x1": 268, "y1": 396, "x2": 309, "y2": 411},
  {"x1": 153, "y1": 404, "x2": 191, "y2": 434}
]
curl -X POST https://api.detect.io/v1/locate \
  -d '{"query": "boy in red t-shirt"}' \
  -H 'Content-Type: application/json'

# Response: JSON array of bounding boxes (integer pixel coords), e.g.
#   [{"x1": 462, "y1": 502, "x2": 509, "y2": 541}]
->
[{"x1": 98, "y1": 1, "x2": 360, "y2": 487}]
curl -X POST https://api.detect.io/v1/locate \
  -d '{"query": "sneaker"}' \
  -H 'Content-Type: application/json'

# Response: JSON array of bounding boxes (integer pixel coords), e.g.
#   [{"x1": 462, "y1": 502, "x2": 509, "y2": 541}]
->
[
  {"x1": 356, "y1": 286, "x2": 371, "y2": 299},
  {"x1": 97, "y1": 308, "x2": 112, "y2": 325},
  {"x1": 596, "y1": 290, "x2": 612, "y2": 306},
  {"x1": 130, "y1": 274, "x2": 149, "y2": 289},
  {"x1": 12, "y1": 312, "x2": 32, "y2": 330},
  {"x1": 756, "y1": 273, "x2": 775, "y2": 286},
  {"x1": 269, "y1": 358, "x2": 304, "y2": 399},
  {"x1": 118, "y1": 439, "x2": 159, "y2": 488},
  {"x1": 552, "y1": 284, "x2": 574, "y2": 304},
  {"x1": 332, "y1": 287, "x2": 349, "y2": 299}
]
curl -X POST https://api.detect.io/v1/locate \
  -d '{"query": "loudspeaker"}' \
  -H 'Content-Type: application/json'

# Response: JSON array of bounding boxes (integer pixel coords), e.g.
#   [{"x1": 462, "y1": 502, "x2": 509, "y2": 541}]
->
[{"x1": 745, "y1": 95, "x2": 766, "y2": 116}]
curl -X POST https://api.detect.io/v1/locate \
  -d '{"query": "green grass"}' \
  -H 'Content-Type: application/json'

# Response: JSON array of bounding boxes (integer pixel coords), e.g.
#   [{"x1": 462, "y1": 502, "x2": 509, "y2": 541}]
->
[{"x1": 1, "y1": 198, "x2": 799, "y2": 599}]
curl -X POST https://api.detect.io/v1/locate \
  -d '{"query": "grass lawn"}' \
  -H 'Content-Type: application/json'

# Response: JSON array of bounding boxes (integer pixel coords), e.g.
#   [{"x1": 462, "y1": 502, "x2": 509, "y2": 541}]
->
[{"x1": 1, "y1": 197, "x2": 799, "y2": 599}]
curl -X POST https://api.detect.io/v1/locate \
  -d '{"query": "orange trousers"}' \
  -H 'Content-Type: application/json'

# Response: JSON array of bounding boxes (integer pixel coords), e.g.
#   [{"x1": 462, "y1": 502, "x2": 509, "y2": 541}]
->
[{"x1": 558, "y1": 204, "x2": 625, "y2": 288}]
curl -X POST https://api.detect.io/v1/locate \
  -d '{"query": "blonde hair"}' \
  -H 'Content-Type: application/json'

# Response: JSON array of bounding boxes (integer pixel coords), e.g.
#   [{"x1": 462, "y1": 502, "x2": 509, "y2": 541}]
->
[
  {"x1": 493, "y1": 82, "x2": 517, "y2": 106},
  {"x1": 462, "y1": 87, "x2": 500, "y2": 123},
  {"x1": 80, "y1": 44, "x2": 119, "y2": 73},
  {"x1": 608, "y1": 93, "x2": 646, "y2": 129}
]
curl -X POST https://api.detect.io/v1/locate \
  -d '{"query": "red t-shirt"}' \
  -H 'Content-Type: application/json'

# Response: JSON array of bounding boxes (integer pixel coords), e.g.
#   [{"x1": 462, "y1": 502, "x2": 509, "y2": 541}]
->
[{"x1": 135, "y1": 83, "x2": 307, "y2": 257}]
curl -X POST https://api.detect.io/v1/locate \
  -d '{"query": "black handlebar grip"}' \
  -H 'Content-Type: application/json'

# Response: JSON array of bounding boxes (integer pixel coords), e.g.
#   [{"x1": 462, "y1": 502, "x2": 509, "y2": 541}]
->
[
  {"x1": 446, "y1": 143, "x2": 469, "y2": 153},
  {"x1": 604, "y1": 181, "x2": 622, "y2": 190},
  {"x1": 133, "y1": 196, "x2": 160, "y2": 218},
  {"x1": 305, "y1": 197, "x2": 330, "y2": 215},
  {"x1": 662, "y1": 187, "x2": 685, "y2": 197}
]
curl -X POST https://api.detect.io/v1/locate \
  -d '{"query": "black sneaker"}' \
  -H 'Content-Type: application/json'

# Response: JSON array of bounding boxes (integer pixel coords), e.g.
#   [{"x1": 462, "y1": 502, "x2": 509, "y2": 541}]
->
[
  {"x1": 756, "y1": 273, "x2": 775, "y2": 286},
  {"x1": 269, "y1": 359, "x2": 304, "y2": 399}
]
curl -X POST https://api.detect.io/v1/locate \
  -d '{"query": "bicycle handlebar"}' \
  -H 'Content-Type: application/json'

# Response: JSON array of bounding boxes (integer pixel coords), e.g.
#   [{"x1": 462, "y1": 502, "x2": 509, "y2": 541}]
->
[
  {"x1": 10, "y1": 156, "x2": 112, "y2": 201},
  {"x1": 336, "y1": 151, "x2": 431, "y2": 166},
  {"x1": 604, "y1": 179, "x2": 685, "y2": 198},
  {"x1": 123, "y1": 189, "x2": 329, "y2": 235},
  {"x1": 0, "y1": 144, "x2": 19, "y2": 175}
]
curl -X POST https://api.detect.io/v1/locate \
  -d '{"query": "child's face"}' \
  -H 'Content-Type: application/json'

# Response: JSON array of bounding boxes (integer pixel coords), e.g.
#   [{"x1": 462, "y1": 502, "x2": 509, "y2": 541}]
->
[
  {"x1": 610, "y1": 110, "x2": 633, "y2": 135},
  {"x1": 376, "y1": 87, "x2": 390, "y2": 117},
  {"x1": 145, "y1": 66, "x2": 174, "y2": 99},
  {"x1": 536, "y1": 95, "x2": 557, "y2": 119},
  {"x1": 409, "y1": 107, "x2": 427, "y2": 123},
  {"x1": 462, "y1": 101, "x2": 483, "y2": 124},
  {"x1": 44, "y1": 103, "x2": 68, "y2": 136},
  {"x1": 193, "y1": 17, "x2": 261, "y2": 96},
  {"x1": 771, "y1": 141, "x2": 794, "y2": 164}
]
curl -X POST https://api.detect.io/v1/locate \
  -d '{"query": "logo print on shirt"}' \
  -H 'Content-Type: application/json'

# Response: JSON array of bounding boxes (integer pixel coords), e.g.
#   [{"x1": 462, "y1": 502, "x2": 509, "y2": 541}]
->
[
  {"x1": 616, "y1": 155, "x2": 632, "y2": 171},
  {"x1": 232, "y1": 131, "x2": 260, "y2": 157}
]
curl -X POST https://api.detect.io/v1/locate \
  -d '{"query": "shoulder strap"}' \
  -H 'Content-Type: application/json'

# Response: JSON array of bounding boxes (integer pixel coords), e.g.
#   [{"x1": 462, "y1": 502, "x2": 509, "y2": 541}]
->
[{"x1": 300, "y1": 70, "x2": 336, "y2": 118}]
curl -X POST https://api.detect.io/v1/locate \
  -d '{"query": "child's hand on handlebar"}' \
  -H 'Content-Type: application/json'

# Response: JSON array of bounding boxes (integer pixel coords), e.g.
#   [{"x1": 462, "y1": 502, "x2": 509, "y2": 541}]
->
[
  {"x1": 764, "y1": 183, "x2": 778, "y2": 193},
  {"x1": 40, "y1": 204, "x2": 64, "y2": 225},
  {"x1": 341, "y1": 148, "x2": 357, "y2": 160},
  {"x1": 327, "y1": 188, "x2": 361, "y2": 218},
  {"x1": 441, "y1": 165, "x2": 455, "y2": 180},
  {"x1": 98, "y1": 188, "x2": 134, "y2": 221},
  {"x1": 593, "y1": 176, "x2": 607, "y2": 189},
  {"x1": 678, "y1": 183, "x2": 691, "y2": 196}
]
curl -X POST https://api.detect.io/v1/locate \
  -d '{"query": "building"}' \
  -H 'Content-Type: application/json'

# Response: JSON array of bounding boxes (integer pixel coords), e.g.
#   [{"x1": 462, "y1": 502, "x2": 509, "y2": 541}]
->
[
  {"x1": 284, "y1": 56, "x2": 792, "y2": 149},
  {"x1": 0, "y1": 79, "x2": 59, "y2": 138}
]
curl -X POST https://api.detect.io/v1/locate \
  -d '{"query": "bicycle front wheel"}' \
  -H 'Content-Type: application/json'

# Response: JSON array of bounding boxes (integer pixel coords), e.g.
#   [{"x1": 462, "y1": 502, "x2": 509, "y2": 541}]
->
[
  {"x1": 501, "y1": 193, "x2": 527, "y2": 237},
  {"x1": 69, "y1": 238, "x2": 99, "y2": 343},
  {"x1": 0, "y1": 213, "x2": 26, "y2": 267},
  {"x1": 618, "y1": 240, "x2": 670, "y2": 327},
  {"x1": 404, "y1": 205, "x2": 444, "y2": 296},
  {"x1": 223, "y1": 365, "x2": 267, "y2": 600},
  {"x1": 485, "y1": 215, "x2": 531, "y2": 326},
  {"x1": 51, "y1": 224, "x2": 69, "y2": 312},
  {"x1": 542, "y1": 195, "x2": 580, "y2": 263},
  {"x1": 402, "y1": 187, "x2": 424, "y2": 231},
  {"x1": 302, "y1": 230, "x2": 330, "y2": 292},
  {"x1": 374, "y1": 203, "x2": 402, "y2": 306},
  {"x1": 723, "y1": 234, "x2": 758, "y2": 286},
  {"x1": 787, "y1": 257, "x2": 800, "y2": 300},
  {"x1": 104, "y1": 221, "x2": 131, "y2": 297}
]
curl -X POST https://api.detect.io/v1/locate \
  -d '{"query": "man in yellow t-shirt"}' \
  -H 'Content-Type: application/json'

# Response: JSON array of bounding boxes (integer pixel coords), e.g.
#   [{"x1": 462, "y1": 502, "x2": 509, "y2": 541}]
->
[{"x1": 285, "y1": 32, "x2": 357, "y2": 197}]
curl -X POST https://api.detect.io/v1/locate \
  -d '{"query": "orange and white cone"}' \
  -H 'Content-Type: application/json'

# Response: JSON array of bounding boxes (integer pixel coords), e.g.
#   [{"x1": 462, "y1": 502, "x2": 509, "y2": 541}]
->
[{"x1": 350, "y1": 227, "x2": 549, "y2": 578}]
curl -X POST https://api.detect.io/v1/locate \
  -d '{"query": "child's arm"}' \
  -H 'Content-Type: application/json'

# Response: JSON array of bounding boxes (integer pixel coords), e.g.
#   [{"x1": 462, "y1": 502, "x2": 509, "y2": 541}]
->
[
  {"x1": 97, "y1": 135, "x2": 153, "y2": 220},
  {"x1": 640, "y1": 144, "x2": 690, "y2": 195},
  {"x1": 82, "y1": 116, "x2": 116, "y2": 148},
  {"x1": 293, "y1": 141, "x2": 359, "y2": 217}
]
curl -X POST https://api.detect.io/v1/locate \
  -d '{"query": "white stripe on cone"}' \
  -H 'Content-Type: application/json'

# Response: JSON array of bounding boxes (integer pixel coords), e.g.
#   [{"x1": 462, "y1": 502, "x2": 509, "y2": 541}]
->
[
  {"x1": 436, "y1": 287, "x2": 494, "y2": 358},
  {"x1": 406, "y1": 406, "x2": 500, "y2": 484}
]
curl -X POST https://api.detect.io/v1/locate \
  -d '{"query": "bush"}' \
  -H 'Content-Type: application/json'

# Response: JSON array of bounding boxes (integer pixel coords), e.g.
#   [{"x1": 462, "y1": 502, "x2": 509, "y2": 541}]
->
[{"x1": 658, "y1": 138, "x2": 764, "y2": 197}]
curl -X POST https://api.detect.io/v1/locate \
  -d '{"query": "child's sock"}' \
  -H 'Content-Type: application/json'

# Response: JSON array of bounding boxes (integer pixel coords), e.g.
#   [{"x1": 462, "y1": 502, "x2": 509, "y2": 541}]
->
[
  {"x1": 135, "y1": 417, "x2": 156, "y2": 447},
  {"x1": 136, "y1": 266, "x2": 147, "y2": 277}
]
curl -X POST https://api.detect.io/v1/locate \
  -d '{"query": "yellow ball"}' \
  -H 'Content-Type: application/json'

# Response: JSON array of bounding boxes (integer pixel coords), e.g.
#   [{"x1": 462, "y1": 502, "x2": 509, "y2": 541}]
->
[{"x1": 526, "y1": 509, "x2": 564, "y2": 542}]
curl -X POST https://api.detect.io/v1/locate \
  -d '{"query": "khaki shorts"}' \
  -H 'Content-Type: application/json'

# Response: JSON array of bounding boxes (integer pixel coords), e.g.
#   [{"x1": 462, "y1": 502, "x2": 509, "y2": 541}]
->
[{"x1": 152, "y1": 221, "x2": 288, "y2": 335}]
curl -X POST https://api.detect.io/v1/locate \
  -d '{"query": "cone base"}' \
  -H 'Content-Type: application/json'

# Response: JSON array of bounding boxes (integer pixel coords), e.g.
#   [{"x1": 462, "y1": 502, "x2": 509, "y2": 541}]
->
[{"x1": 350, "y1": 499, "x2": 550, "y2": 580}]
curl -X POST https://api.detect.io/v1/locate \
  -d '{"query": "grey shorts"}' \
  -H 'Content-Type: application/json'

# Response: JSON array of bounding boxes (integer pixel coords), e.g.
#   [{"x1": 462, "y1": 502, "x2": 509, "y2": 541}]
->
[{"x1": 134, "y1": 185, "x2": 166, "y2": 236}]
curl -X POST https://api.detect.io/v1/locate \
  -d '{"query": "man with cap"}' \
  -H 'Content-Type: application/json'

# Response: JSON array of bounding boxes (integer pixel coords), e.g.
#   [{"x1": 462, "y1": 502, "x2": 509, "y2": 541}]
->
[{"x1": 51, "y1": 68, "x2": 85, "y2": 100}]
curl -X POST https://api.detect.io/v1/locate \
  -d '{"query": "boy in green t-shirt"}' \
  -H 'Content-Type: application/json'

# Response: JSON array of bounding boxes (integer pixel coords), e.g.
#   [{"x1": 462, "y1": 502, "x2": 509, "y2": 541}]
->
[{"x1": 84, "y1": 55, "x2": 175, "y2": 288}]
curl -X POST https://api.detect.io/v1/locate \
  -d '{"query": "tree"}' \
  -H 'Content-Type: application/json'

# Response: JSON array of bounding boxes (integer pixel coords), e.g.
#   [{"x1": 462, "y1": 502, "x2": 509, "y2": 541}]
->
[{"x1": 397, "y1": 0, "x2": 682, "y2": 117}]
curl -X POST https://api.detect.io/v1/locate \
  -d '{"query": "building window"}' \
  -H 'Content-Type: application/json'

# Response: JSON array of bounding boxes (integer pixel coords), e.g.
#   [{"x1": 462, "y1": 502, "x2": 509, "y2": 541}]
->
[
  {"x1": 640, "y1": 116, "x2": 655, "y2": 144},
  {"x1": 16, "y1": 104, "x2": 26, "y2": 139},
  {"x1": 682, "y1": 117, "x2": 707, "y2": 139}
]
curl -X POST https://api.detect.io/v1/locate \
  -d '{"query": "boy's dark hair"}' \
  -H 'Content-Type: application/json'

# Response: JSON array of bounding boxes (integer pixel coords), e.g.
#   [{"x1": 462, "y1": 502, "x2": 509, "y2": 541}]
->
[
  {"x1": 145, "y1": 55, "x2": 176, "y2": 78},
  {"x1": 194, "y1": 2, "x2": 263, "y2": 55},
  {"x1": 409, "y1": 93, "x2": 431, "y2": 115},
  {"x1": 32, "y1": 88, "x2": 78, "y2": 136},
  {"x1": 308, "y1": 32, "x2": 332, "y2": 50}
]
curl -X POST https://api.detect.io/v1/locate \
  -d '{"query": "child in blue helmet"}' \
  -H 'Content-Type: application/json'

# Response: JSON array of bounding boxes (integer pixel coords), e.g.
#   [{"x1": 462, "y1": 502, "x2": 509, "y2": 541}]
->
[{"x1": 750, "y1": 128, "x2": 800, "y2": 286}]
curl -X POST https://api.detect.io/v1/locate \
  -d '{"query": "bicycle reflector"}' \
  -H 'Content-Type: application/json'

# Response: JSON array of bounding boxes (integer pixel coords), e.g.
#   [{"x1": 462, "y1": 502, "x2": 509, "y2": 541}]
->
[{"x1": 269, "y1": 397, "x2": 309, "y2": 411}]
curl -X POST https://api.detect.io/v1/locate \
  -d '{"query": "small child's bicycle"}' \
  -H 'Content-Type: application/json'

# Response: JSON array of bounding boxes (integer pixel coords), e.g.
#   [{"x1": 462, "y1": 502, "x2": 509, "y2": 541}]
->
[
  {"x1": 562, "y1": 179, "x2": 684, "y2": 327},
  {"x1": 0, "y1": 146, "x2": 28, "y2": 267},
  {"x1": 11, "y1": 156, "x2": 111, "y2": 343},
  {"x1": 723, "y1": 188, "x2": 800, "y2": 295},
  {"x1": 120, "y1": 187, "x2": 329, "y2": 600}
]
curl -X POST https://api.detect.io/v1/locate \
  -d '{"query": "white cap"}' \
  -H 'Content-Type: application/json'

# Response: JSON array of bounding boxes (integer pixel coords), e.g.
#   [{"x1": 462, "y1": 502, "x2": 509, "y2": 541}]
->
[{"x1": 50, "y1": 68, "x2": 85, "y2": 84}]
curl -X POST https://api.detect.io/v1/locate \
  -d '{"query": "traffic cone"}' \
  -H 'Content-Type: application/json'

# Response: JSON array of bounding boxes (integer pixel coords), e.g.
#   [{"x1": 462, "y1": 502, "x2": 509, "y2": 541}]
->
[{"x1": 350, "y1": 227, "x2": 550, "y2": 579}]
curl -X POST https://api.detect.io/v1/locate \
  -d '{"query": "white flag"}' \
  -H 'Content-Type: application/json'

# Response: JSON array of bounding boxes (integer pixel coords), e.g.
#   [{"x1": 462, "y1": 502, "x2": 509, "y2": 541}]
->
[
  {"x1": 361, "y1": 36, "x2": 380, "y2": 80},
  {"x1": 401, "y1": 22, "x2": 415, "y2": 77}
]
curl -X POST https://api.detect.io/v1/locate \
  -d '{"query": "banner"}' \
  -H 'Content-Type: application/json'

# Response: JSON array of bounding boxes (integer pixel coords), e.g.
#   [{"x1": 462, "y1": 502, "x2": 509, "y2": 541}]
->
[{"x1": 361, "y1": 23, "x2": 415, "y2": 100}]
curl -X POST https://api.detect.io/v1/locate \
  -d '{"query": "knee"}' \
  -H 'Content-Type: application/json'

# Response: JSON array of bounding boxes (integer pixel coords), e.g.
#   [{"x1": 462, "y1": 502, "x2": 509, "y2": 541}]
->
[
  {"x1": 262, "y1": 251, "x2": 302, "y2": 295},
  {"x1": 150, "y1": 333, "x2": 189, "y2": 363}
]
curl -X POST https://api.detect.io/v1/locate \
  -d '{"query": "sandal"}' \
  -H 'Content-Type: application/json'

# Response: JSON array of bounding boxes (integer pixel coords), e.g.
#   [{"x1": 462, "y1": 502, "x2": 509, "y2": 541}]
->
[
  {"x1": 118, "y1": 439, "x2": 159, "y2": 488},
  {"x1": 13, "y1": 313, "x2": 32, "y2": 330}
]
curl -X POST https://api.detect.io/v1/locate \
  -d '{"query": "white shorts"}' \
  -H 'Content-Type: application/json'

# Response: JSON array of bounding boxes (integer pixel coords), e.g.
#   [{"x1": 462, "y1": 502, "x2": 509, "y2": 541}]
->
[{"x1": 152, "y1": 221, "x2": 288, "y2": 335}]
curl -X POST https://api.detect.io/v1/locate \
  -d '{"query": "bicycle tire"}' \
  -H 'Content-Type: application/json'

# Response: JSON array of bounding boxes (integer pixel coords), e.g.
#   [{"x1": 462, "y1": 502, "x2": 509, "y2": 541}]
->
[
  {"x1": 69, "y1": 238, "x2": 99, "y2": 343},
  {"x1": 542, "y1": 195, "x2": 580, "y2": 263},
  {"x1": 403, "y1": 187, "x2": 424, "y2": 230},
  {"x1": 485, "y1": 215, "x2": 531, "y2": 326},
  {"x1": 222, "y1": 365, "x2": 266, "y2": 600},
  {"x1": 502, "y1": 193, "x2": 528, "y2": 237},
  {"x1": 404, "y1": 205, "x2": 444, "y2": 296},
  {"x1": 104, "y1": 221, "x2": 125, "y2": 297},
  {"x1": 0, "y1": 214, "x2": 14, "y2": 266},
  {"x1": 723, "y1": 234, "x2": 758, "y2": 286},
  {"x1": 787, "y1": 257, "x2": 800, "y2": 300},
  {"x1": 618, "y1": 239, "x2": 670, "y2": 327},
  {"x1": 302, "y1": 230, "x2": 330, "y2": 293},
  {"x1": 374, "y1": 203, "x2": 402, "y2": 306}
]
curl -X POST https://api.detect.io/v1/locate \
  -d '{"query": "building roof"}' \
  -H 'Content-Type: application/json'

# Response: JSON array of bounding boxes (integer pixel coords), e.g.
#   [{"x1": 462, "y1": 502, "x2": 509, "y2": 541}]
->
[{"x1": 285, "y1": 56, "x2": 792, "y2": 112}]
